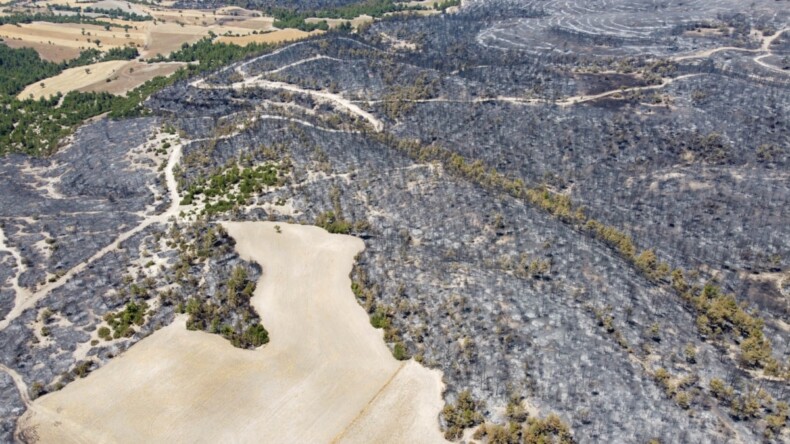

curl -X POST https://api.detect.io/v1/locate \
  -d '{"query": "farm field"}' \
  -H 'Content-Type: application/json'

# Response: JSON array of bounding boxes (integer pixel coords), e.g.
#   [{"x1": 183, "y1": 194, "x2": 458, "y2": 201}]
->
[
  {"x1": 215, "y1": 28, "x2": 322, "y2": 45},
  {"x1": 0, "y1": 38, "x2": 82, "y2": 62},
  {"x1": 0, "y1": 22, "x2": 148, "y2": 52},
  {"x1": 18, "y1": 222, "x2": 446, "y2": 444},
  {"x1": 17, "y1": 60, "x2": 186, "y2": 99}
]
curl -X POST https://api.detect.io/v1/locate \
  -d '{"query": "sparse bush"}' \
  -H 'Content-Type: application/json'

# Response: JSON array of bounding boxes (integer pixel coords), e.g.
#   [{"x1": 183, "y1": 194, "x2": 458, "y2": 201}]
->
[
  {"x1": 523, "y1": 413, "x2": 574, "y2": 444},
  {"x1": 442, "y1": 390, "x2": 484, "y2": 440}
]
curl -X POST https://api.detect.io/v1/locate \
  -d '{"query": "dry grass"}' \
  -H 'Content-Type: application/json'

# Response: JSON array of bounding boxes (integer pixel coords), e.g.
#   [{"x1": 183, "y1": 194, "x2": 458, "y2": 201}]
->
[
  {"x1": 143, "y1": 22, "x2": 269, "y2": 55},
  {"x1": 0, "y1": 16, "x2": 273, "y2": 61},
  {"x1": 17, "y1": 60, "x2": 184, "y2": 99},
  {"x1": 215, "y1": 28, "x2": 321, "y2": 45},
  {"x1": 80, "y1": 61, "x2": 185, "y2": 95},
  {"x1": 18, "y1": 222, "x2": 446, "y2": 444},
  {"x1": 18, "y1": 60, "x2": 129, "y2": 100},
  {"x1": 147, "y1": 6, "x2": 269, "y2": 28},
  {"x1": 1, "y1": 39, "x2": 82, "y2": 62},
  {"x1": 305, "y1": 15, "x2": 374, "y2": 29},
  {"x1": 228, "y1": 17, "x2": 275, "y2": 30},
  {"x1": 92, "y1": 0, "x2": 149, "y2": 16},
  {"x1": 0, "y1": 21, "x2": 147, "y2": 51}
]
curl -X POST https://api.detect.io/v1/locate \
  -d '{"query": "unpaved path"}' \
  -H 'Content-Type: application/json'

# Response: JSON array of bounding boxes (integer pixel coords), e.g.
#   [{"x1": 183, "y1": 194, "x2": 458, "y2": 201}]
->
[
  {"x1": 193, "y1": 75, "x2": 384, "y2": 131},
  {"x1": 354, "y1": 74, "x2": 700, "y2": 107},
  {"x1": 18, "y1": 222, "x2": 446, "y2": 444},
  {"x1": 0, "y1": 364, "x2": 30, "y2": 406},
  {"x1": 672, "y1": 27, "x2": 789, "y2": 74},
  {"x1": 0, "y1": 226, "x2": 31, "y2": 311},
  {"x1": 0, "y1": 139, "x2": 182, "y2": 331}
]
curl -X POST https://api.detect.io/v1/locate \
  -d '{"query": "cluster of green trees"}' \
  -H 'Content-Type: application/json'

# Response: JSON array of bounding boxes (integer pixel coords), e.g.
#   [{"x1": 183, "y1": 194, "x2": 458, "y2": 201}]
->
[
  {"x1": 0, "y1": 44, "x2": 143, "y2": 155},
  {"x1": 0, "y1": 45, "x2": 61, "y2": 96},
  {"x1": 0, "y1": 44, "x2": 138, "y2": 98},
  {"x1": 49, "y1": 5, "x2": 151, "y2": 21},
  {"x1": 433, "y1": 0, "x2": 460, "y2": 11},
  {"x1": 267, "y1": 0, "x2": 426, "y2": 32},
  {"x1": 181, "y1": 266, "x2": 268, "y2": 348},
  {"x1": 709, "y1": 378, "x2": 788, "y2": 438},
  {"x1": 442, "y1": 390, "x2": 485, "y2": 440},
  {"x1": 32, "y1": 358, "x2": 98, "y2": 398},
  {"x1": 102, "y1": 300, "x2": 149, "y2": 339},
  {"x1": 319, "y1": 0, "x2": 423, "y2": 19},
  {"x1": 350, "y1": 266, "x2": 408, "y2": 360},
  {"x1": 314, "y1": 185, "x2": 370, "y2": 234},
  {"x1": 272, "y1": 10, "x2": 329, "y2": 31},
  {"x1": 1, "y1": 37, "x2": 278, "y2": 156},
  {"x1": 315, "y1": 210, "x2": 352, "y2": 234},
  {"x1": 103, "y1": 46, "x2": 140, "y2": 61},
  {"x1": 381, "y1": 74, "x2": 438, "y2": 119},
  {"x1": 150, "y1": 36, "x2": 274, "y2": 71},
  {"x1": 676, "y1": 281, "x2": 778, "y2": 371},
  {"x1": 0, "y1": 12, "x2": 119, "y2": 28},
  {"x1": 180, "y1": 161, "x2": 286, "y2": 215},
  {"x1": 470, "y1": 396, "x2": 574, "y2": 443},
  {"x1": 1, "y1": 91, "x2": 124, "y2": 156}
]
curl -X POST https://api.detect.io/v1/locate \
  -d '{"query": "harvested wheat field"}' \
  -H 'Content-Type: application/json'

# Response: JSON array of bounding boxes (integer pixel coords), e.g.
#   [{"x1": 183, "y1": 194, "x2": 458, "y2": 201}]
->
[
  {"x1": 17, "y1": 60, "x2": 184, "y2": 99},
  {"x1": 0, "y1": 22, "x2": 147, "y2": 51},
  {"x1": 18, "y1": 60, "x2": 128, "y2": 100},
  {"x1": 231, "y1": 16, "x2": 276, "y2": 30},
  {"x1": 1, "y1": 39, "x2": 82, "y2": 62},
  {"x1": 305, "y1": 15, "x2": 374, "y2": 29},
  {"x1": 147, "y1": 7, "x2": 237, "y2": 26},
  {"x1": 79, "y1": 61, "x2": 185, "y2": 95},
  {"x1": 0, "y1": 19, "x2": 264, "y2": 62},
  {"x1": 91, "y1": 0, "x2": 150, "y2": 16},
  {"x1": 143, "y1": 21, "x2": 265, "y2": 56},
  {"x1": 215, "y1": 28, "x2": 321, "y2": 45},
  {"x1": 18, "y1": 222, "x2": 446, "y2": 444}
]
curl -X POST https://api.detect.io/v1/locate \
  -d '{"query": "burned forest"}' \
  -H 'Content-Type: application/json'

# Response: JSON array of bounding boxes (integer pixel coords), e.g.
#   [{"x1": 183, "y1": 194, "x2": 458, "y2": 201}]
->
[{"x1": 0, "y1": 0, "x2": 789, "y2": 442}]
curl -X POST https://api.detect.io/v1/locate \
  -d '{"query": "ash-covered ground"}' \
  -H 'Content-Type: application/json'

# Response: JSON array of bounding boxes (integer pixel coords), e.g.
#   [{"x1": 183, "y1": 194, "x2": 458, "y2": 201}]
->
[{"x1": 1, "y1": 0, "x2": 789, "y2": 442}]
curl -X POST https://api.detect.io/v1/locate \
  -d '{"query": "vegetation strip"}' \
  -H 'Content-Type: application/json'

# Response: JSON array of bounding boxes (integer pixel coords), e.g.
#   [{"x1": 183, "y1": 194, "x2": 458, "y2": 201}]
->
[{"x1": 370, "y1": 132, "x2": 784, "y2": 377}]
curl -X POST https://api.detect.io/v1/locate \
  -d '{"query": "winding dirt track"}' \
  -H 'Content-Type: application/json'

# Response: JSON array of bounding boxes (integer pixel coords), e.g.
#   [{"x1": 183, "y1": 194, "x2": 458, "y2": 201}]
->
[
  {"x1": 18, "y1": 222, "x2": 446, "y2": 444},
  {"x1": 0, "y1": 141, "x2": 183, "y2": 333},
  {"x1": 192, "y1": 75, "x2": 385, "y2": 131}
]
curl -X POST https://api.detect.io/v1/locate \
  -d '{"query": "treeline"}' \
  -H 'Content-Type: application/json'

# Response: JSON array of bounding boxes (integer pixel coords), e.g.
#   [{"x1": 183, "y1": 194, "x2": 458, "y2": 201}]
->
[
  {"x1": 2, "y1": 38, "x2": 277, "y2": 156},
  {"x1": 368, "y1": 132, "x2": 787, "y2": 378},
  {"x1": 0, "y1": 45, "x2": 61, "y2": 96},
  {"x1": 150, "y1": 36, "x2": 274, "y2": 71},
  {"x1": 287, "y1": 0, "x2": 421, "y2": 19},
  {"x1": 268, "y1": 0, "x2": 423, "y2": 31},
  {"x1": 0, "y1": 12, "x2": 119, "y2": 28},
  {"x1": 433, "y1": 0, "x2": 460, "y2": 11},
  {"x1": 0, "y1": 45, "x2": 139, "y2": 98},
  {"x1": 272, "y1": 10, "x2": 329, "y2": 32},
  {"x1": 441, "y1": 390, "x2": 574, "y2": 442},
  {"x1": 49, "y1": 4, "x2": 151, "y2": 21},
  {"x1": 0, "y1": 45, "x2": 141, "y2": 155},
  {"x1": 1, "y1": 91, "x2": 123, "y2": 155},
  {"x1": 180, "y1": 161, "x2": 288, "y2": 215}
]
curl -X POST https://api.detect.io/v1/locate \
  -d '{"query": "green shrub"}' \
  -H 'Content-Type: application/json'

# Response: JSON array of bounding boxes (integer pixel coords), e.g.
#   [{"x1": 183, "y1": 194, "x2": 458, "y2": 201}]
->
[
  {"x1": 523, "y1": 414, "x2": 574, "y2": 444},
  {"x1": 442, "y1": 390, "x2": 484, "y2": 440},
  {"x1": 242, "y1": 323, "x2": 269, "y2": 347}
]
